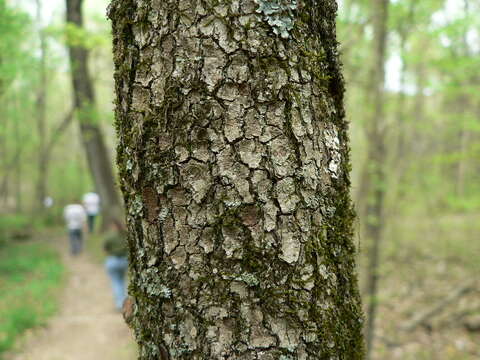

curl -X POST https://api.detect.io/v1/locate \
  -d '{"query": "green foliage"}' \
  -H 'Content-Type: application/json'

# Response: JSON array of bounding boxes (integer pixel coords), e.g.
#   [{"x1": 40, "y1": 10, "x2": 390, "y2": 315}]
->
[
  {"x1": 0, "y1": 214, "x2": 30, "y2": 234},
  {"x1": 0, "y1": 0, "x2": 31, "y2": 88},
  {"x1": 45, "y1": 22, "x2": 109, "y2": 50},
  {"x1": 0, "y1": 241, "x2": 64, "y2": 355}
]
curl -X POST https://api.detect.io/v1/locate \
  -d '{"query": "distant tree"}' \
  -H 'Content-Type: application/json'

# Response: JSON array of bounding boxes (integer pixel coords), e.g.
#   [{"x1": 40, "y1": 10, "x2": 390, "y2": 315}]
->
[
  {"x1": 360, "y1": 0, "x2": 389, "y2": 358},
  {"x1": 110, "y1": 0, "x2": 364, "y2": 359},
  {"x1": 34, "y1": 0, "x2": 48, "y2": 210},
  {"x1": 65, "y1": 0, "x2": 121, "y2": 225},
  {"x1": 0, "y1": 0, "x2": 31, "y2": 209},
  {"x1": 34, "y1": 0, "x2": 77, "y2": 214}
]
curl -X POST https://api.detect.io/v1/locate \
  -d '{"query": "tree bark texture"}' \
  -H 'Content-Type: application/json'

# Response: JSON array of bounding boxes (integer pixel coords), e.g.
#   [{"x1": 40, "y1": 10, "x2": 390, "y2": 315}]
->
[
  {"x1": 110, "y1": 1, "x2": 364, "y2": 359},
  {"x1": 66, "y1": 0, "x2": 122, "y2": 223}
]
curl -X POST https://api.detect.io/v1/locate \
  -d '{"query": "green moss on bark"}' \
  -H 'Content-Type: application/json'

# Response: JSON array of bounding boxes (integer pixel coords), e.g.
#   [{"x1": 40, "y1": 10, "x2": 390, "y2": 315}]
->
[{"x1": 110, "y1": 0, "x2": 364, "y2": 359}]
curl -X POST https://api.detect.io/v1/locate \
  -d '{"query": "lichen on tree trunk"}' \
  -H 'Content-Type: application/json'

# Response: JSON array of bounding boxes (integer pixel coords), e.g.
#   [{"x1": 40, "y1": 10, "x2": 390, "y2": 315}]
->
[{"x1": 109, "y1": 0, "x2": 364, "y2": 359}]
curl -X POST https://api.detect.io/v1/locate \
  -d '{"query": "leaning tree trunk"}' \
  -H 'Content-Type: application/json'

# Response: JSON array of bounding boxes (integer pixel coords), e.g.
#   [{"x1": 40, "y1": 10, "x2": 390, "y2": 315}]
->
[
  {"x1": 110, "y1": 1, "x2": 364, "y2": 359},
  {"x1": 65, "y1": 0, "x2": 121, "y2": 225}
]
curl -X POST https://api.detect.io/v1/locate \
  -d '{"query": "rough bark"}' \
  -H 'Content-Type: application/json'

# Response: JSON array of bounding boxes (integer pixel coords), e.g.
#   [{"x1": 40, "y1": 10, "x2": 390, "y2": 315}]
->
[
  {"x1": 110, "y1": 1, "x2": 364, "y2": 359},
  {"x1": 362, "y1": 0, "x2": 389, "y2": 358},
  {"x1": 65, "y1": 0, "x2": 122, "y2": 224}
]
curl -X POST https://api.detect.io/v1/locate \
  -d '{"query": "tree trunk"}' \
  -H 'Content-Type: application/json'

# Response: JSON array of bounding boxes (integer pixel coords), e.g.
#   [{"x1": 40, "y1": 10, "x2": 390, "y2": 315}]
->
[
  {"x1": 110, "y1": 1, "x2": 364, "y2": 359},
  {"x1": 455, "y1": 0, "x2": 472, "y2": 199},
  {"x1": 362, "y1": 0, "x2": 389, "y2": 358},
  {"x1": 14, "y1": 94, "x2": 22, "y2": 212},
  {"x1": 0, "y1": 85, "x2": 7, "y2": 207},
  {"x1": 455, "y1": 97, "x2": 470, "y2": 198},
  {"x1": 393, "y1": 0, "x2": 416, "y2": 168},
  {"x1": 65, "y1": 0, "x2": 122, "y2": 225},
  {"x1": 35, "y1": 0, "x2": 48, "y2": 211},
  {"x1": 394, "y1": 36, "x2": 407, "y2": 164}
]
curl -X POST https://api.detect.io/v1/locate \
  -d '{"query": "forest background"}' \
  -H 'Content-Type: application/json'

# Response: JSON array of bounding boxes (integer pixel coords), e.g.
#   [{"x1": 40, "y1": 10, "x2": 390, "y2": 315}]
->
[{"x1": 0, "y1": 0, "x2": 479, "y2": 359}]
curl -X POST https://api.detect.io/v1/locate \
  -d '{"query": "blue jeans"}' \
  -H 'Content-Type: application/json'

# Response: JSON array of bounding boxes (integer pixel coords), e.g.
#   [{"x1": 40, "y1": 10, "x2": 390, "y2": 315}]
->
[
  {"x1": 87, "y1": 214, "x2": 96, "y2": 233},
  {"x1": 68, "y1": 229, "x2": 83, "y2": 255},
  {"x1": 105, "y1": 256, "x2": 128, "y2": 309}
]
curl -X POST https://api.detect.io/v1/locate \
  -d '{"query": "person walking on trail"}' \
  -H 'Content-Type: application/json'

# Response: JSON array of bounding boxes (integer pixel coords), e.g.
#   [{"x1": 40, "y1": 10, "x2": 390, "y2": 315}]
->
[
  {"x1": 104, "y1": 220, "x2": 128, "y2": 310},
  {"x1": 43, "y1": 196, "x2": 54, "y2": 208},
  {"x1": 63, "y1": 203, "x2": 87, "y2": 256},
  {"x1": 82, "y1": 191, "x2": 100, "y2": 233}
]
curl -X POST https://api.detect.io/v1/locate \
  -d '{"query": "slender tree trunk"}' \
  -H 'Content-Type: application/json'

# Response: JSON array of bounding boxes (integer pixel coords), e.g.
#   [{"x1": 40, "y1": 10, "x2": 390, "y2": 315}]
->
[
  {"x1": 14, "y1": 94, "x2": 22, "y2": 212},
  {"x1": 413, "y1": 63, "x2": 425, "y2": 126},
  {"x1": 14, "y1": 138, "x2": 22, "y2": 212},
  {"x1": 394, "y1": 36, "x2": 407, "y2": 164},
  {"x1": 387, "y1": 35, "x2": 408, "y2": 212},
  {"x1": 110, "y1": 1, "x2": 365, "y2": 359},
  {"x1": 455, "y1": 0, "x2": 471, "y2": 199},
  {"x1": 390, "y1": 26, "x2": 412, "y2": 211},
  {"x1": 35, "y1": 0, "x2": 48, "y2": 210},
  {"x1": 65, "y1": 0, "x2": 121, "y2": 225},
  {"x1": 455, "y1": 97, "x2": 470, "y2": 198},
  {"x1": 362, "y1": 0, "x2": 389, "y2": 358},
  {"x1": 394, "y1": 1, "x2": 415, "y2": 166},
  {"x1": 0, "y1": 85, "x2": 7, "y2": 207}
]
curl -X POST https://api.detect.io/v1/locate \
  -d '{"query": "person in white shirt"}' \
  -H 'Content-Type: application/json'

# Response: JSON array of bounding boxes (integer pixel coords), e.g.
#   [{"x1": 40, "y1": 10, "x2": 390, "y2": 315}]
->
[
  {"x1": 63, "y1": 203, "x2": 87, "y2": 255},
  {"x1": 82, "y1": 192, "x2": 100, "y2": 233},
  {"x1": 43, "y1": 196, "x2": 53, "y2": 208}
]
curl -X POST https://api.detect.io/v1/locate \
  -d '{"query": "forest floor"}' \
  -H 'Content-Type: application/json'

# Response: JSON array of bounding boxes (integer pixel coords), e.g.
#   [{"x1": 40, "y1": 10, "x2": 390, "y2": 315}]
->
[
  {"x1": 367, "y1": 214, "x2": 480, "y2": 360},
  {"x1": 5, "y1": 231, "x2": 137, "y2": 360},
  {"x1": 4, "y1": 214, "x2": 479, "y2": 360}
]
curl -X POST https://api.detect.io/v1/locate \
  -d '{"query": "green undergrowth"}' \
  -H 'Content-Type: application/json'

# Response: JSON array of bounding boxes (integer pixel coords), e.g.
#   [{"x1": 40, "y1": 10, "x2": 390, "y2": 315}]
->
[
  {"x1": 0, "y1": 240, "x2": 64, "y2": 356},
  {"x1": 0, "y1": 215, "x2": 32, "y2": 246}
]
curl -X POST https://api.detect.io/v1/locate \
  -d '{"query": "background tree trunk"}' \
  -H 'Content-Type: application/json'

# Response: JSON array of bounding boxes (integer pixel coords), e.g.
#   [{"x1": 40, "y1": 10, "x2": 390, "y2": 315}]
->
[
  {"x1": 65, "y1": 0, "x2": 121, "y2": 225},
  {"x1": 362, "y1": 0, "x2": 389, "y2": 358},
  {"x1": 14, "y1": 95, "x2": 22, "y2": 212},
  {"x1": 34, "y1": 0, "x2": 47, "y2": 211},
  {"x1": 110, "y1": 0, "x2": 364, "y2": 359}
]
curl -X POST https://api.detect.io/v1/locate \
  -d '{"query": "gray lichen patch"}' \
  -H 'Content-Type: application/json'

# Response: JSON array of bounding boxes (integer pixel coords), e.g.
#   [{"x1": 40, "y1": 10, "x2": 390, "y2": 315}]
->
[
  {"x1": 254, "y1": 0, "x2": 298, "y2": 39},
  {"x1": 238, "y1": 139, "x2": 263, "y2": 168},
  {"x1": 279, "y1": 216, "x2": 301, "y2": 264},
  {"x1": 179, "y1": 160, "x2": 212, "y2": 203},
  {"x1": 236, "y1": 272, "x2": 260, "y2": 287},
  {"x1": 267, "y1": 317, "x2": 301, "y2": 349},
  {"x1": 276, "y1": 177, "x2": 300, "y2": 213},
  {"x1": 202, "y1": 56, "x2": 226, "y2": 92},
  {"x1": 222, "y1": 224, "x2": 244, "y2": 259},
  {"x1": 324, "y1": 126, "x2": 342, "y2": 179},
  {"x1": 139, "y1": 267, "x2": 172, "y2": 298},
  {"x1": 230, "y1": 281, "x2": 248, "y2": 298},
  {"x1": 279, "y1": 229, "x2": 300, "y2": 264},
  {"x1": 263, "y1": 201, "x2": 278, "y2": 231}
]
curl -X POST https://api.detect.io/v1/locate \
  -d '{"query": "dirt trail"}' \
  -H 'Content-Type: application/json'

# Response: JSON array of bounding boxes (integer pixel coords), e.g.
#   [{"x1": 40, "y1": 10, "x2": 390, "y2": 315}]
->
[{"x1": 7, "y1": 235, "x2": 137, "y2": 360}]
